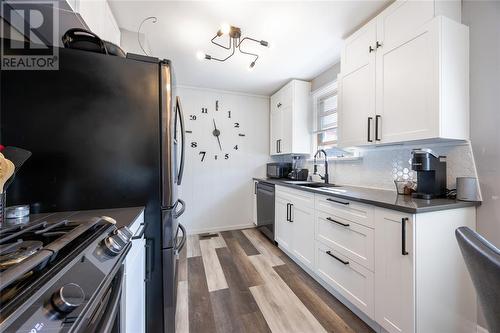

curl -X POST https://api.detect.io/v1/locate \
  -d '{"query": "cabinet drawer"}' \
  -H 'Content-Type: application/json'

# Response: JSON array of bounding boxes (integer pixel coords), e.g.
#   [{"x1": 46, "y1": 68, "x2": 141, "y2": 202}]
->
[
  {"x1": 316, "y1": 211, "x2": 374, "y2": 271},
  {"x1": 315, "y1": 242, "x2": 374, "y2": 319},
  {"x1": 276, "y1": 186, "x2": 315, "y2": 206},
  {"x1": 315, "y1": 195, "x2": 374, "y2": 228}
]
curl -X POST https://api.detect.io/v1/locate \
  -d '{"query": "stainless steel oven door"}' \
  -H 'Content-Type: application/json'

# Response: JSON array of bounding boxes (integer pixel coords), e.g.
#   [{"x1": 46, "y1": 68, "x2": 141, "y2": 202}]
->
[{"x1": 75, "y1": 265, "x2": 124, "y2": 333}]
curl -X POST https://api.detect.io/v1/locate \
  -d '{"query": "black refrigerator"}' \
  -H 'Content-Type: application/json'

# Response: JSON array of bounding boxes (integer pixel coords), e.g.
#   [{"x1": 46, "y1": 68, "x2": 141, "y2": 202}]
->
[{"x1": 0, "y1": 43, "x2": 186, "y2": 333}]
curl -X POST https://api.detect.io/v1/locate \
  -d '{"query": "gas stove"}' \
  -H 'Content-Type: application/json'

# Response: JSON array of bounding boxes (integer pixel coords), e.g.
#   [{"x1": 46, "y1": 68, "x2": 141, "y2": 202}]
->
[{"x1": 0, "y1": 212, "x2": 133, "y2": 333}]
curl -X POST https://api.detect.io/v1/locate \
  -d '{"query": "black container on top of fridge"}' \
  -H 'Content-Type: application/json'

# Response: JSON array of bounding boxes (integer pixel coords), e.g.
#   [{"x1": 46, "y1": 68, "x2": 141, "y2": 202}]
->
[{"x1": 0, "y1": 43, "x2": 185, "y2": 333}]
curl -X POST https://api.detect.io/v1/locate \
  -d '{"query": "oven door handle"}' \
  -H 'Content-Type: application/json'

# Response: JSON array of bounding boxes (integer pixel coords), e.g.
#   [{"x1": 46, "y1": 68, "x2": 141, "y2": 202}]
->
[{"x1": 94, "y1": 267, "x2": 125, "y2": 333}]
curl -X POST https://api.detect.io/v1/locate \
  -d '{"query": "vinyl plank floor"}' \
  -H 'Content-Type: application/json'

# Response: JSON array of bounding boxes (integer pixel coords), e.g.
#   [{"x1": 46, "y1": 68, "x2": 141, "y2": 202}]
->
[
  {"x1": 187, "y1": 256, "x2": 217, "y2": 333},
  {"x1": 178, "y1": 241, "x2": 188, "y2": 282},
  {"x1": 241, "y1": 229, "x2": 284, "y2": 266},
  {"x1": 231, "y1": 230, "x2": 260, "y2": 256},
  {"x1": 179, "y1": 229, "x2": 374, "y2": 333},
  {"x1": 222, "y1": 235, "x2": 264, "y2": 287},
  {"x1": 199, "y1": 238, "x2": 229, "y2": 291},
  {"x1": 175, "y1": 280, "x2": 189, "y2": 333},
  {"x1": 187, "y1": 235, "x2": 202, "y2": 258},
  {"x1": 249, "y1": 255, "x2": 327, "y2": 333}
]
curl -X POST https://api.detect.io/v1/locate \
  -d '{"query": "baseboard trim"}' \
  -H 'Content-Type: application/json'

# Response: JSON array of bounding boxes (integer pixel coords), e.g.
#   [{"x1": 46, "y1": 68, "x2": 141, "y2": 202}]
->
[
  {"x1": 187, "y1": 223, "x2": 256, "y2": 235},
  {"x1": 477, "y1": 325, "x2": 489, "y2": 333}
]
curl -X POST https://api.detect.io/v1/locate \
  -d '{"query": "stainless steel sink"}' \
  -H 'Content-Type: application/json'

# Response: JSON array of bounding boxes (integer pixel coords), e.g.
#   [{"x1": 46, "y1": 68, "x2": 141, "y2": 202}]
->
[
  {"x1": 299, "y1": 183, "x2": 342, "y2": 188},
  {"x1": 282, "y1": 181, "x2": 342, "y2": 188}
]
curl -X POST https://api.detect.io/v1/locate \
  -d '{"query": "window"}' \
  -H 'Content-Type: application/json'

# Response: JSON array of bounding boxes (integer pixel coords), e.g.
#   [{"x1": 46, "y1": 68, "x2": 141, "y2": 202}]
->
[{"x1": 313, "y1": 81, "x2": 338, "y2": 147}]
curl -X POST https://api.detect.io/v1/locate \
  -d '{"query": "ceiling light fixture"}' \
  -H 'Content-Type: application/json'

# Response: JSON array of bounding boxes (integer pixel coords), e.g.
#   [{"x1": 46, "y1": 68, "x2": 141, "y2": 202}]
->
[{"x1": 198, "y1": 24, "x2": 269, "y2": 69}]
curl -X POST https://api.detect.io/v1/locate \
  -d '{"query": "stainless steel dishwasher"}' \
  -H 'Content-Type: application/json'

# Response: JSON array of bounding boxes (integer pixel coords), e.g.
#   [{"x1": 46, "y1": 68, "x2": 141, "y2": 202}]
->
[{"x1": 256, "y1": 181, "x2": 275, "y2": 242}]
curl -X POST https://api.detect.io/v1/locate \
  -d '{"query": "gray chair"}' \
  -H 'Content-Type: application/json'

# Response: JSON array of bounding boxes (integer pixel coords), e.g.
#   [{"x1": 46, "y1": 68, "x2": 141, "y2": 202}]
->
[{"x1": 456, "y1": 227, "x2": 500, "y2": 333}]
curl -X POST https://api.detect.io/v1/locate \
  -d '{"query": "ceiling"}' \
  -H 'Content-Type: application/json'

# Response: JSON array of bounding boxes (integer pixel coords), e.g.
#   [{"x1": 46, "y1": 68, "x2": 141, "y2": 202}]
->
[{"x1": 109, "y1": 1, "x2": 390, "y2": 95}]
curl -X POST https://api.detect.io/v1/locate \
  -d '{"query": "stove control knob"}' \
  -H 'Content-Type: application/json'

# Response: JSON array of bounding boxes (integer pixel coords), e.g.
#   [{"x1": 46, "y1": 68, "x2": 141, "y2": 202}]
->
[
  {"x1": 52, "y1": 283, "x2": 85, "y2": 313},
  {"x1": 113, "y1": 226, "x2": 133, "y2": 244},
  {"x1": 103, "y1": 234, "x2": 124, "y2": 256}
]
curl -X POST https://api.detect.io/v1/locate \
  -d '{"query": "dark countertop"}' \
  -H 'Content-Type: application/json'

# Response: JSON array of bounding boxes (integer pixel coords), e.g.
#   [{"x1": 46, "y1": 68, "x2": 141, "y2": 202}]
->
[
  {"x1": 254, "y1": 178, "x2": 480, "y2": 214},
  {"x1": 6, "y1": 206, "x2": 145, "y2": 229}
]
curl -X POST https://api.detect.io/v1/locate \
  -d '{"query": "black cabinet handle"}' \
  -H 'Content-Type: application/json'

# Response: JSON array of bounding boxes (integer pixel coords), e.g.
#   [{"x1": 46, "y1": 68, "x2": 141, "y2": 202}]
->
[
  {"x1": 254, "y1": 181, "x2": 257, "y2": 194},
  {"x1": 326, "y1": 217, "x2": 350, "y2": 227},
  {"x1": 145, "y1": 241, "x2": 153, "y2": 282},
  {"x1": 326, "y1": 198, "x2": 350, "y2": 205},
  {"x1": 286, "y1": 203, "x2": 290, "y2": 222},
  {"x1": 369, "y1": 45, "x2": 375, "y2": 53},
  {"x1": 367, "y1": 117, "x2": 373, "y2": 142},
  {"x1": 402, "y1": 217, "x2": 409, "y2": 255},
  {"x1": 289, "y1": 204, "x2": 294, "y2": 222},
  {"x1": 278, "y1": 139, "x2": 281, "y2": 153},
  {"x1": 375, "y1": 115, "x2": 381, "y2": 141},
  {"x1": 326, "y1": 250, "x2": 349, "y2": 265},
  {"x1": 376, "y1": 41, "x2": 383, "y2": 49},
  {"x1": 277, "y1": 102, "x2": 282, "y2": 108}
]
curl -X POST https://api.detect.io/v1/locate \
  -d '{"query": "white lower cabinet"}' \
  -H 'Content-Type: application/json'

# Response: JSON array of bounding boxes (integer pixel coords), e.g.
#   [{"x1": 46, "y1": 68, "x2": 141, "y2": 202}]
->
[
  {"x1": 374, "y1": 209, "x2": 414, "y2": 333},
  {"x1": 315, "y1": 210, "x2": 374, "y2": 271},
  {"x1": 275, "y1": 195, "x2": 293, "y2": 253},
  {"x1": 275, "y1": 187, "x2": 477, "y2": 333},
  {"x1": 315, "y1": 242, "x2": 374, "y2": 318},
  {"x1": 275, "y1": 186, "x2": 315, "y2": 270},
  {"x1": 122, "y1": 212, "x2": 146, "y2": 333},
  {"x1": 290, "y1": 195, "x2": 315, "y2": 269}
]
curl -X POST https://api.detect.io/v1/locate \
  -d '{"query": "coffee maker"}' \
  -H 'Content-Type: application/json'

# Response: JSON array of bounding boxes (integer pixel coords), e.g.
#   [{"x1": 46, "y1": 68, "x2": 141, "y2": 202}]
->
[{"x1": 411, "y1": 149, "x2": 447, "y2": 199}]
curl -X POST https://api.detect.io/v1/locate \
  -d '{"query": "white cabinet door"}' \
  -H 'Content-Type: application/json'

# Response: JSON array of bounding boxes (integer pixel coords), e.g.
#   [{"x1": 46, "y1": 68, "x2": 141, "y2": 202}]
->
[
  {"x1": 270, "y1": 93, "x2": 281, "y2": 155},
  {"x1": 375, "y1": 15, "x2": 439, "y2": 144},
  {"x1": 374, "y1": 209, "x2": 414, "y2": 333},
  {"x1": 338, "y1": 20, "x2": 377, "y2": 147},
  {"x1": 279, "y1": 104, "x2": 293, "y2": 154},
  {"x1": 275, "y1": 196, "x2": 292, "y2": 252},
  {"x1": 124, "y1": 237, "x2": 146, "y2": 333},
  {"x1": 290, "y1": 196, "x2": 315, "y2": 269}
]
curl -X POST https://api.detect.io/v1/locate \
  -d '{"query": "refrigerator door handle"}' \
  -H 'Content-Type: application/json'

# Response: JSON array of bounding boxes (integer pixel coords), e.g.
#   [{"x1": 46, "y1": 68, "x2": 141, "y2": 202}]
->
[
  {"x1": 175, "y1": 223, "x2": 187, "y2": 254},
  {"x1": 176, "y1": 96, "x2": 185, "y2": 186},
  {"x1": 174, "y1": 198, "x2": 186, "y2": 219}
]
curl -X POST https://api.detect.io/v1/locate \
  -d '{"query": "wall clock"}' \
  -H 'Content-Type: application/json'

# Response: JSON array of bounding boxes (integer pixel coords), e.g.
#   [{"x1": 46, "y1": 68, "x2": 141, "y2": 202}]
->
[{"x1": 185, "y1": 100, "x2": 246, "y2": 162}]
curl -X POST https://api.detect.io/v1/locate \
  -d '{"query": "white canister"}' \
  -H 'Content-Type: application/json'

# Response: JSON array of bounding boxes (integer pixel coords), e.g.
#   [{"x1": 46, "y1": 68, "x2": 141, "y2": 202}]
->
[{"x1": 456, "y1": 177, "x2": 481, "y2": 201}]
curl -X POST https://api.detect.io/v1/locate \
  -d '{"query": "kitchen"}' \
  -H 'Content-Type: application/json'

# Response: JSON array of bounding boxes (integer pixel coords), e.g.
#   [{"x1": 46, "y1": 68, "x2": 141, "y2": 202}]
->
[{"x1": 0, "y1": 1, "x2": 499, "y2": 333}]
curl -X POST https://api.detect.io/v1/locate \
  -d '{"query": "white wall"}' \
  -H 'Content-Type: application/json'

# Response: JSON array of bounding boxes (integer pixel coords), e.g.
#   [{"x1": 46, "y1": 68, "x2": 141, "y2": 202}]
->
[
  {"x1": 462, "y1": 0, "x2": 500, "y2": 249},
  {"x1": 177, "y1": 86, "x2": 270, "y2": 234},
  {"x1": 311, "y1": 62, "x2": 340, "y2": 92},
  {"x1": 119, "y1": 28, "x2": 152, "y2": 56}
]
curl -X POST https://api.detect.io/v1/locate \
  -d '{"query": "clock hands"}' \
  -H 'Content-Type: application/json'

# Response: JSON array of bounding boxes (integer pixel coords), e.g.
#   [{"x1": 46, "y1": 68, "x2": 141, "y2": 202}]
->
[{"x1": 212, "y1": 118, "x2": 222, "y2": 151}]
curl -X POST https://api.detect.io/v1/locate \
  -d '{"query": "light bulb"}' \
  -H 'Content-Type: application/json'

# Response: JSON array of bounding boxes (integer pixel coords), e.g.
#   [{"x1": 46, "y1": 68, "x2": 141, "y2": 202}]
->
[
  {"x1": 220, "y1": 23, "x2": 231, "y2": 35},
  {"x1": 196, "y1": 51, "x2": 205, "y2": 60}
]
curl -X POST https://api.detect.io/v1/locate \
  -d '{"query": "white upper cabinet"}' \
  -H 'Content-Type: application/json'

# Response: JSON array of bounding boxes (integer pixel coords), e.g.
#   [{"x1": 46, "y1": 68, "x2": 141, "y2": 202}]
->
[
  {"x1": 270, "y1": 80, "x2": 311, "y2": 155},
  {"x1": 75, "y1": 0, "x2": 121, "y2": 46},
  {"x1": 338, "y1": 20, "x2": 377, "y2": 147},
  {"x1": 338, "y1": 0, "x2": 468, "y2": 147}
]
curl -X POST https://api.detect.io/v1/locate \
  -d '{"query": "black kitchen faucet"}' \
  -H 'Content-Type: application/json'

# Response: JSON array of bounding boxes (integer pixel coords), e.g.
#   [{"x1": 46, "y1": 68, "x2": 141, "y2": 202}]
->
[{"x1": 313, "y1": 149, "x2": 329, "y2": 184}]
